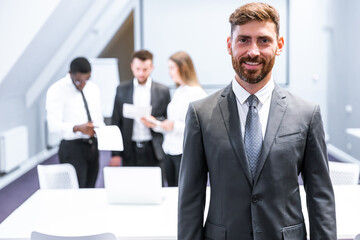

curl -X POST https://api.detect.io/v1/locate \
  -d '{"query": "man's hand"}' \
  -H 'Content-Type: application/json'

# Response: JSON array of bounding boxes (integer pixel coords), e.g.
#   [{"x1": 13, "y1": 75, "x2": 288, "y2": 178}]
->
[
  {"x1": 109, "y1": 156, "x2": 122, "y2": 166},
  {"x1": 73, "y1": 122, "x2": 95, "y2": 137}
]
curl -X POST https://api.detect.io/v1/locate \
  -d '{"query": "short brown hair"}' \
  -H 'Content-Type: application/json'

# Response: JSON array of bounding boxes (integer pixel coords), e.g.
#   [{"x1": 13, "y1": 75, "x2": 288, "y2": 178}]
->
[
  {"x1": 131, "y1": 49, "x2": 153, "y2": 61},
  {"x1": 169, "y1": 51, "x2": 199, "y2": 87},
  {"x1": 229, "y1": 2, "x2": 280, "y2": 37}
]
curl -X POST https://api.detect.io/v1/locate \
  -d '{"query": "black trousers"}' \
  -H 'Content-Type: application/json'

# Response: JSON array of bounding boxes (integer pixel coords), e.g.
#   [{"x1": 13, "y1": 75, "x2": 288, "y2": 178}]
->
[
  {"x1": 123, "y1": 141, "x2": 165, "y2": 185},
  {"x1": 164, "y1": 154, "x2": 182, "y2": 187},
  {"x1": 58, "y1": 138, "x2": 99, "y2": 188},
  {"x1": 124, "y1": 141, "x2": 159, "y2": 166}
]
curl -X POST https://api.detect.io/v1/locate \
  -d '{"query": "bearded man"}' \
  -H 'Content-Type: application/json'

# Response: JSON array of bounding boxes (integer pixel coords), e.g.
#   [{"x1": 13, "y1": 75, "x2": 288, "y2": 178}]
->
[{"x1": 177, "y1": 2, "x2": 336, "y2": 240}]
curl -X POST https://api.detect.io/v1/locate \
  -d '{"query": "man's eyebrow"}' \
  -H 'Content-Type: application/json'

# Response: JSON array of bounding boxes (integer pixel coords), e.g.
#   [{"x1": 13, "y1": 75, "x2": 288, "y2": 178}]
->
[
  {"x1": 236, "y1": 35, "x2": 273, "y2": 39},
  {"x1": 237, "y1": 35, "x2": 251, "y2": 39},
  {"x1": 258, "y1": 35, "x2": 272, "y2": 38}
]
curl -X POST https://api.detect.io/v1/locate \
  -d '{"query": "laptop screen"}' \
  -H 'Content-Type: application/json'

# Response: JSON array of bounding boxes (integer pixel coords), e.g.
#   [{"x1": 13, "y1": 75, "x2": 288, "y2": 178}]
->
[{"x1": 103, "y1": 166, "x2": 163, "y2": 205}]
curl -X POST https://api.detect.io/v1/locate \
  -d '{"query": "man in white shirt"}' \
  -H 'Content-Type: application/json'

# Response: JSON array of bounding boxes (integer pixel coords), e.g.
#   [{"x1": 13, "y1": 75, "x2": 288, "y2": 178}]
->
[
  {"x1": 46, "y1": 57, "x2": 105, "y2": 188},
  {"x1": 110, "y1": 50, "x2": 170, "y2": 171}
]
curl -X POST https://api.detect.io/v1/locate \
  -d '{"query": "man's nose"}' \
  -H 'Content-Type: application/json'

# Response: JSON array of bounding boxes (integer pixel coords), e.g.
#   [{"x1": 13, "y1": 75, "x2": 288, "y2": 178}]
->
[{"x1": 247, "y1": 44, "x2": 260, "y2": 58}]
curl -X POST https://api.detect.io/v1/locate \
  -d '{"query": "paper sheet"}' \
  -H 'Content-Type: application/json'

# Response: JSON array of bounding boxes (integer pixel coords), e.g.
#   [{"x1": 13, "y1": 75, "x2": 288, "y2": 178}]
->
[
  {"x1": 123, "y1": 103, "x2": 152, "y2": 120},
  {"x1": 94, "y1": 125, "x2": 124, "y2": 151}
]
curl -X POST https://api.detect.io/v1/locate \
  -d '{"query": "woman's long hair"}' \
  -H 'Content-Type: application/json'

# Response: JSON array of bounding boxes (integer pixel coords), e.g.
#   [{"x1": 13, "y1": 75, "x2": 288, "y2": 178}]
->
[{"x1": 169, "y1": 51, "x2": 200, "y2": 87}]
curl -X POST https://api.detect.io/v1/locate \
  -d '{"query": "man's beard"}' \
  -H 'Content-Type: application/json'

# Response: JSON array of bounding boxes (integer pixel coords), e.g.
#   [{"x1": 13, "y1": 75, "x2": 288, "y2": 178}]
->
[{"x1": 231, "y1": 55, "x2": 275, "y2": 84}]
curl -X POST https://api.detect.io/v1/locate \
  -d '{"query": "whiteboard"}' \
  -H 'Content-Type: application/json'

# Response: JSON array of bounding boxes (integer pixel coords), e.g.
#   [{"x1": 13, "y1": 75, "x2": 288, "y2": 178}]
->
[{"x1": 89, "y1": 58, "x2": 120, "y2": 118}]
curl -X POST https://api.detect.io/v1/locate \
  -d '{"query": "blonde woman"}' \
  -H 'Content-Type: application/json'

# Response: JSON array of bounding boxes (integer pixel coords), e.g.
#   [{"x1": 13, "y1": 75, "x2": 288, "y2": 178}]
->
[{"x1": 142, "y1": 51, "x2": 207, "y2": 186}]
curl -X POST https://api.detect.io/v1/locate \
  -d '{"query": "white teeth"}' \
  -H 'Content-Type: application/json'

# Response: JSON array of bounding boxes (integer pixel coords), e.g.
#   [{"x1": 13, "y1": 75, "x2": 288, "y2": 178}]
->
[{"x1": 245, "y1": 62, "x2": 260, "y2": 65}]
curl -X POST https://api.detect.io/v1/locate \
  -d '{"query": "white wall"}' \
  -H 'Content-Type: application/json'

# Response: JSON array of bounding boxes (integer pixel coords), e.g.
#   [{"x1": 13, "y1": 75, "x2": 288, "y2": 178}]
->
[
  {"x1": 0, "y1": 0, "x2": 60, "y2": 84},
  {"x1": 327, "y1": 0, "x2": 360, "y2": 159},
  {"x1": 288, "y1": 0, "x2": 330, "y2": 131},
  {"x1": 143, "y1": 0, "x2": 288, "y2": 88}
]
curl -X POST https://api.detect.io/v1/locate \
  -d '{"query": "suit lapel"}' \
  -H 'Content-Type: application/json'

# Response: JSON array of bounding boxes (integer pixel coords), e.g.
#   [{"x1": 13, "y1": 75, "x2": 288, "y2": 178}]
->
[
  {"x1": 150, "y1": 82, "x2": 157, "y2": 115},
  {"x1": 125, "y1": 82, "x2": 134, "y2": 131},
  {"x1": 219, "y1": 84, "x2": 253, "y2": 186},
  {"x1": 254, "y1": 84, "x2": 287, "y2": 184},
  {"x1": 125, "y1": 82, "x2": 134, "y2": 104}
]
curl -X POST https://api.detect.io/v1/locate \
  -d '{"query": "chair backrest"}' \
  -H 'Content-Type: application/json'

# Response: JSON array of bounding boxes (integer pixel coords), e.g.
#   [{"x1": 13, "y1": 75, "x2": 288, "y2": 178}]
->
[
  {"x1": 31, "y1": 231, "x2": 116, "y2": 240},
  {"x1": 37, "y1": 163, "x2": 79, "y2": 189},
  {"x1": 354, "y1": 233, "x2": 360, "y2": 240},
  {"x1": 328, "y1": 161, "x2": 360, "y2": 185}
]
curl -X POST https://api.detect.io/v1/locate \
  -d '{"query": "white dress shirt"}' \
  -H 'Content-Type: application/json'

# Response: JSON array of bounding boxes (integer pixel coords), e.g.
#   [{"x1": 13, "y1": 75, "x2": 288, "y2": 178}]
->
[
  {"x1": 159, "y1": 85, "x2": 207, "y2": 155},
  {"x1": 131, "y1": 78, "x2": 153, "y2": 142},
  {"x1": 232, "y1": 77, "x2": 274, "y2": 140},
  {"x1": 46, "y1": 74, "x2": 105, "y2": 140}
]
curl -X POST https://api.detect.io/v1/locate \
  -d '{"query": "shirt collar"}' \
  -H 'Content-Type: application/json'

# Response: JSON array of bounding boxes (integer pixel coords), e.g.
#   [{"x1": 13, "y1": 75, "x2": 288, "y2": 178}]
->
[
  {"x1": 232, "y1": 77, "x2": 274, "y2": 105},
  {"x1": 66, "y1": 73, "x2": 73, "y2": 86},
  {"x1": 133, "y1": 77, "x2": 152, "y2": 89}
]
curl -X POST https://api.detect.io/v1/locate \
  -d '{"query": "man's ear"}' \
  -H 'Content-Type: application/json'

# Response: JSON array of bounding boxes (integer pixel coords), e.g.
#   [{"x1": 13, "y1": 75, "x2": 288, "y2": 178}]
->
[
  {"x1": 227, "y1": 36, "x2": 232, "y2": 55},
  {"x1": 276, "y1": 36, "x2": 284, "y2": 55}
]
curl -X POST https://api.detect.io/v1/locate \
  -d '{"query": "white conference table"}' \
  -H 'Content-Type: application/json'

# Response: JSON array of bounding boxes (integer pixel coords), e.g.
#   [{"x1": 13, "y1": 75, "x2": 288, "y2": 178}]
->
[{"x1": 0, "y1": 186, "x2": 359, "y2": 240}]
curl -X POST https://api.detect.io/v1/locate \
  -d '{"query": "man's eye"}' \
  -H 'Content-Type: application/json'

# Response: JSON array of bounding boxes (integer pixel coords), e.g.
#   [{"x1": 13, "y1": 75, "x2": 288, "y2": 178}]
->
[
  {"x1": 260, "y1": 39, "x2": 269, "y2": 43},
  {"x1": 239, "y1": 38, "x2": 247, "y2": 43}
]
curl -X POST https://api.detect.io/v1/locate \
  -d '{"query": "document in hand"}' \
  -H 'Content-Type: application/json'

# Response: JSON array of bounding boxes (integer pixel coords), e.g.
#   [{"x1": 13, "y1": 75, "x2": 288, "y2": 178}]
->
[
  {"x1": 94, "y1": 125, "x2": 123, "y2": 151},
  {"x1": 123, "y1": 103, "x2": 152, "y2": 120}
]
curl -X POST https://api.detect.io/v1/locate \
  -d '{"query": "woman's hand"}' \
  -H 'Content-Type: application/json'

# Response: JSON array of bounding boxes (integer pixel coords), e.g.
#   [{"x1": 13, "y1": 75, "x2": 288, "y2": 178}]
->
[
  {"x1": 141, "y1": 115, "x2": 159, "y2": 128},
  {"x1": 161, "y1": 119, "x2": 174, "y2": 131}
]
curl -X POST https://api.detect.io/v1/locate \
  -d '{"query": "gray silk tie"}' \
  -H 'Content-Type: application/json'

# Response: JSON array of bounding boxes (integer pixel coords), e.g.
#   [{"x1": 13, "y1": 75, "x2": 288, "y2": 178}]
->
[{"x1": 244, "y1": 95, "x2": 262, "y2": 180}]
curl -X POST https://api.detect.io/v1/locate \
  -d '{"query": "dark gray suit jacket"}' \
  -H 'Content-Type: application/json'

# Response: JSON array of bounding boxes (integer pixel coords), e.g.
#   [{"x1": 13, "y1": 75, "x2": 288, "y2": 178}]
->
[
  {"x1": 178, "y1": 83, "x2": 336, "y2": 240},
  {"x1": 111, "y1": 80, "x2": 170, "y2": 164}
]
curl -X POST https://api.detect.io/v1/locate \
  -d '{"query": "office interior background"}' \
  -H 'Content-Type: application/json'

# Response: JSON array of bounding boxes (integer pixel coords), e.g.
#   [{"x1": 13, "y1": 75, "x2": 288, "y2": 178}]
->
[{"x1": 0, "y1": 0, "x2": 359, "y2": 203}]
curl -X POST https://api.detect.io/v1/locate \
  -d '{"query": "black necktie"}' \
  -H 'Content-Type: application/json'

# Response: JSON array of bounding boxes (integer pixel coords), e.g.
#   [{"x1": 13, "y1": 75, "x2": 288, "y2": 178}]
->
[
  {"x1": 80, "y1": 90, "x2": 92, "y2": 122},
  {"x1": 244, "y1": 95, "x2": 262, "y2": 180}
]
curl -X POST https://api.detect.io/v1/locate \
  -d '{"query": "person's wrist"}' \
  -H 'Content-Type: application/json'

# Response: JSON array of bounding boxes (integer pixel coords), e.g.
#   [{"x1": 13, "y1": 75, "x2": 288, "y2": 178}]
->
[
  {"x1": 153, "y1": 120, "x2": 161, "y2": 128},
  {"x1": 73, "y1": 125, "x2": 78, "y2": 133}
]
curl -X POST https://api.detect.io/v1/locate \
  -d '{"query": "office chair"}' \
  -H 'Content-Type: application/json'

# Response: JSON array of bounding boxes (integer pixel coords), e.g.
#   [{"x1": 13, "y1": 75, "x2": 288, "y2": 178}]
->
[
  {"x1": 37, "y1": 163, "x2": 79, "y2": 189},
  {"x1": 328, "y1": 161, "x2": 360, "y2": 185},
  {"x1": 31, "y1": 231, "x2": 116, "y2": 240},
  {"x1": 354, "y1": 233, "x2": 360, "y2": 240}
]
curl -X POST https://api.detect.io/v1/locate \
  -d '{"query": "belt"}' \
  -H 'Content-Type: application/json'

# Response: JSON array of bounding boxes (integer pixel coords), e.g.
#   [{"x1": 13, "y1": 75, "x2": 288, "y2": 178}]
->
[
  {"x1": 132, "y1": 140, "x2": 151, "y2": 148},
  {"x1": 63, "y1": 137, "x2": 96, "y2": 145}
]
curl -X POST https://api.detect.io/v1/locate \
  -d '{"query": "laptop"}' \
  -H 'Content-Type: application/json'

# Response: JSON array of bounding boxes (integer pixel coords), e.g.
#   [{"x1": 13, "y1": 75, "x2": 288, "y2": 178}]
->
[{"x1": 103, "y1": 166, "x2": 163, "y2": 205}]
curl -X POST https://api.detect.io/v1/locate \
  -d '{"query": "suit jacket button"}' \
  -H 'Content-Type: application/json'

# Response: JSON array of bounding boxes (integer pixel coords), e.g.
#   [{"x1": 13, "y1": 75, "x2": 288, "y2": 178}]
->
[{"x1": 252, "y1": 195, "x2": 259, "y2": 203}]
